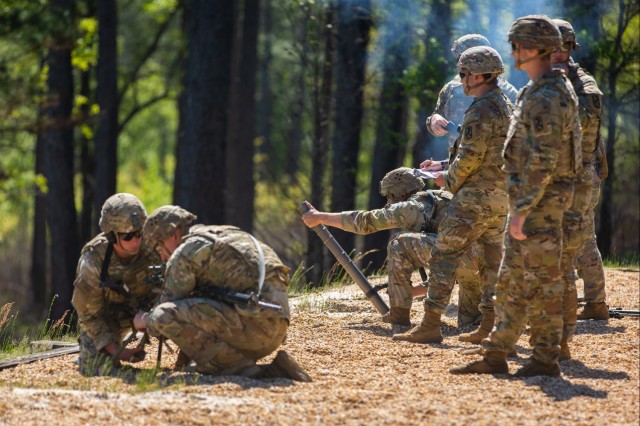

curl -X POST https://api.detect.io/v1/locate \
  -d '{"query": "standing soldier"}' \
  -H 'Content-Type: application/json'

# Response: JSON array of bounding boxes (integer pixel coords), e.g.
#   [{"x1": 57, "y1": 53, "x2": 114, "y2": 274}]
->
[
  {"x1": 134, "y1": 206, "x2": 311, "y2": 381},
  {"x1": 302, "y1": 168, "x2": 473, "y2": 328},
  {"x1": 72, "y1": 193, "x2": 156, "y2": 376},
  {"x1": 451, "y1": 15, "x2": 582, "y2": 377},
  {"x1": 427, "y1": 34, "x2": 518, "y2": 151},
  {"x1": 425, "y1": 34, "x2": 518, "y2": 325},
  {"x1": 393, "y1": 46, "x2": 512, "y2": 345},
  {"x1": 552, "y1": 19, "x2": 609, "y2": 324}
]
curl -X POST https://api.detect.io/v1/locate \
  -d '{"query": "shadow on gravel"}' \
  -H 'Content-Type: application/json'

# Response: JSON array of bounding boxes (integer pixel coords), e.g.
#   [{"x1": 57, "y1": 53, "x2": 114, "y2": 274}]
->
[
  {"x1": 90, "y1": 366, "x2": 296, "y2": 389},
  {"x1": 560, "y1": 359, "x2": 630, "y2": 381},
  {"x1": 516, "y1": 376, "x2": 608, "y2": 401},
  {"x1": 574, "y1": 321, "x2": 626, "y2": 335}
]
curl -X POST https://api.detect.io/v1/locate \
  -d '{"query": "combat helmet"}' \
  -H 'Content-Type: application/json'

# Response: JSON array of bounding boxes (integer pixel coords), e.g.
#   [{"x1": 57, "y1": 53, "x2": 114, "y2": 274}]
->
[
  {"x1": 457, "y1": 46, "x2": 504, "y2": 76},
  {"x1": 553, "y1": 19, "x2": 580, "y2": 51},
  {"x1": 451, "y1": 34, "x2": 491, "y2": 59},
  {"x1": 508, "y1": 14, "x2": 561, "y2": 51},
  {"x1": 99, "y1": 193, "x2": 147, "y2": 239},
  {"x1": 379, "y1": 167, "x2": 425, "y2": 199},
  {"x1": 142, "y1": 205, "x2": 197, "y2": 254}
]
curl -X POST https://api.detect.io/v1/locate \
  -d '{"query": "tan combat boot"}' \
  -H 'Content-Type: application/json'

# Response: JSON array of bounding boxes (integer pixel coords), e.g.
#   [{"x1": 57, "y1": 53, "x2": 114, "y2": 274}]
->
[
  {"x1": 392, "y1": 310, "x2": 442, "y2": 343},
  {"x1": 461, "y1": 346, "x2": 518, "y2": 358},
  {"x1": 577, "y1": 302, "x2": 609, "y2": 321},
  {"x1": 458, "y1": 311, "x2": 495, "y2": 344},
  {"x1": 449, "y1": 350, "x2": 509, "y2": 375},
  {"x1": 514, "y1": 358, "x2": 560, "y2": 377},
  {"x1": 559, "y1": 338, "x2": 571, "y2": 361},
  {"x1": 382, "y1": 307, "x2": 411, "y2": 327},
  {"x1": 260, "y1": 350, "x2": 312, "y2": 382}
]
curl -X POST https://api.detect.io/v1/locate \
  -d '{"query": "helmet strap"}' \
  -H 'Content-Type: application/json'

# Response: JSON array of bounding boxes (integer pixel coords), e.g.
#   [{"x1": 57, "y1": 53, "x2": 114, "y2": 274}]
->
[{"x1": 515, "y1": 47, "x2": 553, "y2": 68}]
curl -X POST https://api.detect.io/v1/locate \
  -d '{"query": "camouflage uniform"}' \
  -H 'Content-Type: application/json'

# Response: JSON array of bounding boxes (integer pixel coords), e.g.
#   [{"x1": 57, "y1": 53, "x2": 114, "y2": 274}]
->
[
  {"x1": 554, "y1": 23, "x2": 607, "y2": 313},
  {"x1": 424, "y1": 51, "x2": 511, "y2": 324},
  {"x1": 482, "y1": 70, "x2": 582, "y2": 367},
  {"x1": 425, "y1": 36, "x2": 517, "y2": 323},
  {"x1": 145, "y1": 224, "x2": 291, "y2": 376},
  {"x1": 71, "y1": 193, "x2": 155, "y2": 375},
  {"x1": 340, "y1": 188, "x2": 472, "y2": 314}
]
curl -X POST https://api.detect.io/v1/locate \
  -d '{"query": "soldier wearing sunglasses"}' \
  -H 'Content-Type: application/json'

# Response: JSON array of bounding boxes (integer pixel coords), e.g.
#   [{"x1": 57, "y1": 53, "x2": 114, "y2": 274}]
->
[{"x1": 71, "y1": 193, "x2": 157, "y2": 376}]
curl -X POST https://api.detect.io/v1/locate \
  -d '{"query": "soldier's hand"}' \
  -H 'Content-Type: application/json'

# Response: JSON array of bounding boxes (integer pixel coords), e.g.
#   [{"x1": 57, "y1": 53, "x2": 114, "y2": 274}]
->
[
  {"x1": 301, "y1": 202, "x2": 320, "y2": 228},
  {"x1": 432, "y1": 172, "x2": 445, "y2": 188},
  {"x1": 509, "y1": 215, "x2": 527, "y2": 240},
  {"x1": 430, "y1": 114, "x2": 449, "y2": 136},
  {"x1": 120, "y1": 347, "x2": 146, "y2": 363},
  {"x1": 133, "y1": 311, "x2": 148, "y2": 331},
  {"x1": 420, "y1": 159, "x2": 444, "y2": 171}
]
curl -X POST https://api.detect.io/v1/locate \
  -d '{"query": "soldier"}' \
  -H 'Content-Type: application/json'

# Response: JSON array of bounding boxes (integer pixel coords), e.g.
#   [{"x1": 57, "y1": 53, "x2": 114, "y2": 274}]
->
[
  {"x1": 71, "y1": 193, "x2": 156, "y2": 376},
  {"x1": 425, "y1": 34, "x2": 517, "y2": 325},
  {"x1": 302, "y1": 168, "x2": 473, "y2": 328},
  {"x1": 426, "y1": 34, "x2": 518, "y2": 151},
  {"x1": 552, "y1": 19, "x2": 609, "y2": 323},
  {"x1": 133, "y1": 206, "x2": 311, "y2": 381},
  {"x1": 450, "y1": 15, "x2": 582, "y2": 377},
  {"x1": 393, "y1": 46, "x2": 512, "y2": 346}
]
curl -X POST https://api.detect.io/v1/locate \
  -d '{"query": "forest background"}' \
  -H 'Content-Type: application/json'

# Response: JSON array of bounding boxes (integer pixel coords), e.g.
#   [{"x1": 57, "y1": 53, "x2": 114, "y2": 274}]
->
[{"x1": 0, "y1": 0, "x2": 638, "y2": 325}]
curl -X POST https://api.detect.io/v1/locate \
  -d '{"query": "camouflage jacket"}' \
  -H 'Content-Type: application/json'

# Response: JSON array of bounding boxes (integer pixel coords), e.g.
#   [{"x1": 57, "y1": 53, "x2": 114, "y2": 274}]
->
[
  {"x1": 444, "y1": 87, "x2": 513, "y2": 197},
  {"x1": 502, "y1": 69, "x2": 582, "y2": 216},
  {"x1": 71, "y1": 234, "x2": 158, "y2": 350},
  {"x1": 340, "y1": 190, "x2": 453, "y2": 234},
  {"x1": 566, "y1": 58, "x2": 603, "y2": 164},
  {"x1": 160, "y1": 225, "x2": 291, "y2": 319},
  {"x1": 427, "y1": 76, "x2": 518, "y2": 149}
]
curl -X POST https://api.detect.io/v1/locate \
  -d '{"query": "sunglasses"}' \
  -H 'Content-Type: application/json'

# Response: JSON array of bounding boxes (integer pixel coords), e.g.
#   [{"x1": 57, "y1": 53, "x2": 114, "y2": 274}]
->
[
  {"x1": 555, "y1": 42, "x2": 572, "y2": 52},
  {"x1": 511, "y1": 43, "x2": 519, "y2": 52},
  {"x1": 119, "y1": 230, "x2": 142, "y2": 241},
  {"x1": 459, "y1": 71, "x2": 468, "y2": 79}
]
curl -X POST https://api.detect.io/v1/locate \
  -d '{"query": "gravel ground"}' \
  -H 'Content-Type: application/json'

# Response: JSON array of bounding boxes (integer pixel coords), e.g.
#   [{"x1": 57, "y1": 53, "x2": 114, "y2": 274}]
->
[{"x1": 0, "y1": 268, "x2": 638, "y2": 426}]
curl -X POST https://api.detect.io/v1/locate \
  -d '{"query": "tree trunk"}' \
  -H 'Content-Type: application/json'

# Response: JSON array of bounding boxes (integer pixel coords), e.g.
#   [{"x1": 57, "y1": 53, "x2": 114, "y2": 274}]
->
[
  {"x1": 364, "y1": 1, "x2": 411, "y2": 271},
  {"x1": 225, "y1": 0, "x2": 259, "y2": 232},
  {"x1": 256, "y1": 0, "x2": 273, "y2": 181},
  {"x1": 79, "y1": 68, "x2": 95, "y2": 244},
  {"x1": 330, "y1": 0, "x2": 371, "y2": 258},
  {"x1": 175, "y1": 0, "x2": 233, "y2": 224},
  {"x1": 597, "y1": 0, "x2": 626, "y2": 257},
  {"x1": 31, "y1": 130, "x2": 48, "y2": 313},
  {"x1": 94, "y1": 0, "x2": 118, "y2": 219},
  {"x1": 306, "y1": 5, "x2": 335, "y2": 287},
  {"x1": 419, "y1": 0, "x2": 452, "y2": 163},
  {"x1": 286, "y1": 13, "x2": 309, "y2": 182},
  {"x1": 43, "y1": 0, "x2": 79, "y2": 322}
]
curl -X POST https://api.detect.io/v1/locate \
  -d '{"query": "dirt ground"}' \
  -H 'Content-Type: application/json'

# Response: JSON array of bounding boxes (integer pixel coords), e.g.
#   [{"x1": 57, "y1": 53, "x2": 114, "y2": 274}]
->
[{"x1": 0, "y1": 268, "x2": 638, "y2": 426}]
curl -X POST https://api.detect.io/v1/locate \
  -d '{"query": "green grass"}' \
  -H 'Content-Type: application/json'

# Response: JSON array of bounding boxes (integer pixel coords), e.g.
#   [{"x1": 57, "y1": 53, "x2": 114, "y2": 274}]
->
[
  {"x1": 0, "y1": 299, "x2": 79, "y2": 360},
  {"x1": 603, "y1": 253, "x2": 640, "y2": 269}
]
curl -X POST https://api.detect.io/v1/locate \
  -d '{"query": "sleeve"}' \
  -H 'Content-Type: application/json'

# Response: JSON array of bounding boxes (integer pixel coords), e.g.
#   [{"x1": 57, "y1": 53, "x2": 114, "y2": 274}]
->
[
  {"x1": 444, "y1": 108, "x2": 489, "y2": 194},
  {"x1": 340, "y1": 202, "x2": 422, "y2": 234},
  {"x1": 426, "y1": 82, "x2": 452, "y2": 136},
  {"x1": 159, "y1": 246, "x2": 199, "y2": 303},
  {"x1": 71, "y1": 251, "x2": 118, "y2": 350},
  {"x1": 509, "y1": 93, "x2": 561, "y2": 216}
]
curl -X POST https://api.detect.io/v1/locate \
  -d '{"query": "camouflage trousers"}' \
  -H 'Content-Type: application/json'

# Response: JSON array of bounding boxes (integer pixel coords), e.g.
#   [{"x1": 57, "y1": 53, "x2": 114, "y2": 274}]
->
[
  {"x1": 561, "y1": 166, "x2": 593, "y2": 343},
  {"x1": 483, "y1": 180, "x2": 573, "y2": 365},
  {"x1": 424, "y1": 187, "x2": 507, "y2": 316},
  {"x1": 147, "y1": 298, "x2": 288, "y2": 376},
  {"x1": 78, "y1": 328, "x2": 130, "y2": 376},
  {"x1": 386, "y1": 232, "x2": 482, "y2": 326},
  {"x1": 576, "y1": 169, "x2": 606, "y2": 303}
]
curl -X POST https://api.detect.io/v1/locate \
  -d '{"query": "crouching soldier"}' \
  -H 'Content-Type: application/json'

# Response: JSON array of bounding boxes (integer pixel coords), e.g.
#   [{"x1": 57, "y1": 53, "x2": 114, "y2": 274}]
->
[
  {"x1": 301, "y1": 167, "x2": 483, "y2": 329},
  {"x1": 72, "y1": 193, "x2": 156, "y2": 376},
  {"x1": 133, "y1": 205, "x2": 311, "y2": 382}
]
